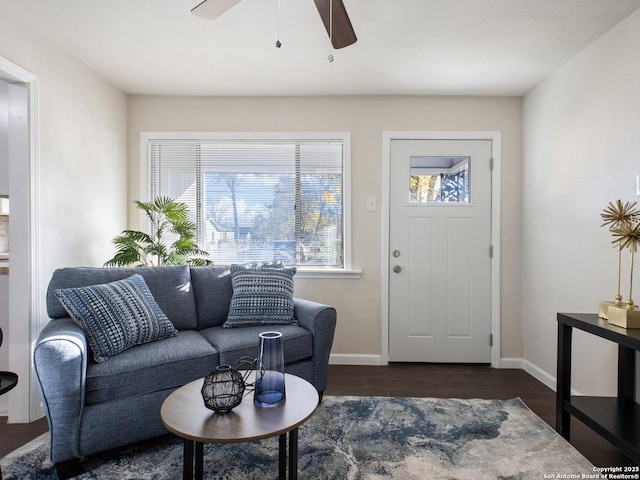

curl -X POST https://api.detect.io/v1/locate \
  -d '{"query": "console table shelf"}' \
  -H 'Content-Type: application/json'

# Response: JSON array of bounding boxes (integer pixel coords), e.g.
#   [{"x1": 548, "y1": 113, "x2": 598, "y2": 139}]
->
[
  {"x1": 566, "y1": 396, "x2": 640, "y2": 459},
  {"x1": 556, "y1": 312, "x2": 640, "y2": 463}
]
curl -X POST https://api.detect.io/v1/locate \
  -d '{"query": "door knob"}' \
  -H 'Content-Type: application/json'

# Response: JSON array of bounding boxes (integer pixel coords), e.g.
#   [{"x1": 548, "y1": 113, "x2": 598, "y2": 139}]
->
[{"x1": 393, "y1": 265, "x2": 402, "y2": 273}]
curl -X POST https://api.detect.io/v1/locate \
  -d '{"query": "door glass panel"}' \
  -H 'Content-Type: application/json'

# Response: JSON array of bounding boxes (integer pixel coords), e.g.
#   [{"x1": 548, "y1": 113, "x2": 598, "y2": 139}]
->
[{"x1": 409, "y1": 156, "x2": 470, "y2": 203}]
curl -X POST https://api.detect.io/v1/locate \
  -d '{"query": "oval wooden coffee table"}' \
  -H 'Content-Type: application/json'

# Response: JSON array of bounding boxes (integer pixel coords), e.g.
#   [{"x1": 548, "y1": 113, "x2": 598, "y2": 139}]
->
[{"x1": 161, "y1": 372, "x2": 319, "y2": 480}]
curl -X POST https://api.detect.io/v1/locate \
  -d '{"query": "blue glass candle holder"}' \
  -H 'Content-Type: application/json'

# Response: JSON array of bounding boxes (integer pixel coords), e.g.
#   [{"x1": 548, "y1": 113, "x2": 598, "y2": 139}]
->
[{"x1": 254, "y1": 331, "x2": 286, "y2": 407}]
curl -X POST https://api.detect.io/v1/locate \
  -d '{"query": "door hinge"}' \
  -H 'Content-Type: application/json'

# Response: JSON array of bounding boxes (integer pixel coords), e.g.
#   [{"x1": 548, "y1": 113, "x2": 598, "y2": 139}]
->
[
  {"x1": 489, "y1": 158, "x2": 494, "y2": 171},
  {"x1": 489, "y1": 245, "x2": 494, "y2": 258},
  {"x1": 489, "y1": 334, "x2": 493, "y2": 347}
]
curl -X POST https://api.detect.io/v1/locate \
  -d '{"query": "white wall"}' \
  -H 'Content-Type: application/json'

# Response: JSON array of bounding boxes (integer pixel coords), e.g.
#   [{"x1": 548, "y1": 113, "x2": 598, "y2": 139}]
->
[
  {"x1": 0, "y1": 7, "x2": 129, "y2": 420},
  {"x1": 522, "y1": 9, "x2": 640, "y2": 394},
  {"x1": 128, "y1": 95, "x2": 523, "y2": 363}
]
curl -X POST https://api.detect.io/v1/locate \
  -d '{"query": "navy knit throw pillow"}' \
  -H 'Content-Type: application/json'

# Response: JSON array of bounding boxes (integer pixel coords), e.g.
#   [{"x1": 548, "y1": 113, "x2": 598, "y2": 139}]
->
[
  {"x1": 54, "y1": 274, "x2": 177, "y2": 363},
  {"x1": 224, "y1": 264, "x2": 297, "y2": 328}
]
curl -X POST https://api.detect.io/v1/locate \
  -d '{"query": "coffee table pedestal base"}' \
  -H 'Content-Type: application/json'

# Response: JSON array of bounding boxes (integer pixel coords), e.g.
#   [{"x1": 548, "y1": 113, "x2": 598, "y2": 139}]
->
[{"x1": 182, "y1": 429, "x2": 300, "y2": 480}]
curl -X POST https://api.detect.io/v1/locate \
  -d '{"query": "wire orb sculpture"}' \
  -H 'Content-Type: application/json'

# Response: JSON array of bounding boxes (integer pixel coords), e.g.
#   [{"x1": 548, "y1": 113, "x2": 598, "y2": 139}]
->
[{"x1": 201, "y1": 358, "x2": 256, "y2": 414}]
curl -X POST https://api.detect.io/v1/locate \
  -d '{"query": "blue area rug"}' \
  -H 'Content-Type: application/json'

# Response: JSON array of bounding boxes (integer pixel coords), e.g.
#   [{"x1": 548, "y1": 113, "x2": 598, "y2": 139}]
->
[{"x1": 1, "y1": 396, "x2": 593, "y2": 479}]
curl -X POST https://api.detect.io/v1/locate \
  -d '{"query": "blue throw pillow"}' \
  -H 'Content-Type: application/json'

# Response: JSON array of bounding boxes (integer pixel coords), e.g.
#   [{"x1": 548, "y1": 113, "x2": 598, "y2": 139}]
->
[
  {"x1": 224, "y1": 264, "x2": 297, "y2": 328},
  {"x1": 54, "y1": 274, "x2": 178, "y2": 363}
]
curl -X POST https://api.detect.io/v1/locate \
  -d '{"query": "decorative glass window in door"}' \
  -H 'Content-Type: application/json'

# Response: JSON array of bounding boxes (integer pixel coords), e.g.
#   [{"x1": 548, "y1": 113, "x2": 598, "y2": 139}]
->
[{"x1": 409, "y1": 156, "x2": 470, "y2": 203}]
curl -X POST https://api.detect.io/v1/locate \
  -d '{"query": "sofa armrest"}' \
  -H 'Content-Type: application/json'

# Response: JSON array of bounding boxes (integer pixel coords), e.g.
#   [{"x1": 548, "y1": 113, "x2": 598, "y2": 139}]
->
[
  {"x1": 293, "y1": 298, "x2": 337, "y2": 392},
  {"x1": 33, "y1": 318, "x2": 88, "y2": 463}
]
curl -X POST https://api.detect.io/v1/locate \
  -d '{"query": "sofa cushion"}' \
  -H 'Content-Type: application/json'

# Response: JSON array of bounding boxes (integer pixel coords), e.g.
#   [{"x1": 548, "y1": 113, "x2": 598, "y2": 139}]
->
[
  {"x1": 224, "y1": 264, "x2": 297, "y2": 328},
  {"x1": 47, "y1": 266, "x2": 198, "y2": 330},
  {"x1": 190, "y1": 266, "x2": 233, "y2": 329},
  {"x1": 85, "y1": 330, "x2": 218, "y2": 405},
  {"x1": 54, "y1": 274, "x2": 178, "y2": 363},
  {"x1": 199, "y1": 324, "x2": 312, "y2": 368}
]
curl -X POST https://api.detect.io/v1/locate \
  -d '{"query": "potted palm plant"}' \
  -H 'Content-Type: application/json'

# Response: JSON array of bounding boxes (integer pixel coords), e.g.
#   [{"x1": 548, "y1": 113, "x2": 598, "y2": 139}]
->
[{"x1": 104, "y1": 196, "x2": 212, "y2": 267}]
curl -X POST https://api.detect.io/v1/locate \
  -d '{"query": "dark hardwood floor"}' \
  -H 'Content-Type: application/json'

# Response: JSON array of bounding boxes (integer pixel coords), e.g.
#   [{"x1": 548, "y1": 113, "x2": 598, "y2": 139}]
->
[
  {"x1": 0, "y1": 414, "x2": 48, "y2": 458},
  {"x1": 0, "y1": 364, "x2": 635, "y2": 468}
]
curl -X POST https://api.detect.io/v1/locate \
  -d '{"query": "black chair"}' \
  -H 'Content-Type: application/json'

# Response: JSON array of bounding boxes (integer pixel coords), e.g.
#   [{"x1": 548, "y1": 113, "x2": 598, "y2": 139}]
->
[{"x1": 0, "y1": 328, "x2": 18, "y2": 395}]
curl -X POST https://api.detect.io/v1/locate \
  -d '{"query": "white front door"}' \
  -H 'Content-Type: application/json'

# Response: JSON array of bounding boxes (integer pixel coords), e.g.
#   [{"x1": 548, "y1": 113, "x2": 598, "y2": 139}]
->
[{"x1": 388, "y1": 138, "x2": 493, "y2": 363}]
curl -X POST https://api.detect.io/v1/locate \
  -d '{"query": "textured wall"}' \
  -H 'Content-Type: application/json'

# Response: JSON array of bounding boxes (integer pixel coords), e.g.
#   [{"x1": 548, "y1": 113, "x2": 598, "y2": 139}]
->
[
  {"x1": 523, "y1": 9, "x2": 640, "y2": 394},
  {"x1": 0, "y1": 6, "x2": 128, "y2": 420},
  {"x1": 128, "y1": 95, "x2": 523, "y2": 363}
]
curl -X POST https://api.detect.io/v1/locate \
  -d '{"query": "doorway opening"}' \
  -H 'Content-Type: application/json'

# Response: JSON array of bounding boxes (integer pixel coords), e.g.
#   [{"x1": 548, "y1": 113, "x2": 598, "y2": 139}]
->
[{"x1": 0, "y1": 56, "x2": 41, "y2": 422}]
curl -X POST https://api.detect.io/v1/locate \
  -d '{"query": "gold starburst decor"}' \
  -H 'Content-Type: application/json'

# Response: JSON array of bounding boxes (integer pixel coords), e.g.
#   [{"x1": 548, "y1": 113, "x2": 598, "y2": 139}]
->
[{"x1": 600, "y1": 200, "x2": 640, "y2": 328}]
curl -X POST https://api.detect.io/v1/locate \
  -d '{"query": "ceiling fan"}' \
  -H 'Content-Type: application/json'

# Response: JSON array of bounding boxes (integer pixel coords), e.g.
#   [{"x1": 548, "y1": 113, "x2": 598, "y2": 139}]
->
[{"x1": 191, "y1": 0, "x2": 357, "y2": 49}]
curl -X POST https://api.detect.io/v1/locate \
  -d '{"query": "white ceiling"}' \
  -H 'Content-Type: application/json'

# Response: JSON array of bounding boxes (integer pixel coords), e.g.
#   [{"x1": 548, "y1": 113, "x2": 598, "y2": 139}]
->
[{"x1": 1, "y1": 0, "x2": 639, "y2": 96}]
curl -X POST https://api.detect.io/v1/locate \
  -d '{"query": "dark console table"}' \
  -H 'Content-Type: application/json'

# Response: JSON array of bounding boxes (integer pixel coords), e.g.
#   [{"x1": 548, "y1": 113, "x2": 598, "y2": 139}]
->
[{"x1": 557, "y1": 312, "x2": 640, "y2": 463}]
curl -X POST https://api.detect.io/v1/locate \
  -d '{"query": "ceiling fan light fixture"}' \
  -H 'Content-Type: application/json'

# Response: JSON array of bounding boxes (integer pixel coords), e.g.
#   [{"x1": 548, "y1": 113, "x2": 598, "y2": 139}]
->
[
  {"x1": 191, "y1": 0, "x2": 242, "y2": 20},
  {"x1": 191, "y1": 0, "x2": 357, "y2": 51}
]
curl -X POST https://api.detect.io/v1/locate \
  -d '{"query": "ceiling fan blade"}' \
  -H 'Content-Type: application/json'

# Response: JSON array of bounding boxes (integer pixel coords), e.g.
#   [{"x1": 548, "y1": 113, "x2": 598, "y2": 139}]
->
[
  {"x1": 313, "y1": 0, "x2": 357, "y2": 49},
  {"x1": 191, "y1": 0, "x2": 242, "y2": 20}
]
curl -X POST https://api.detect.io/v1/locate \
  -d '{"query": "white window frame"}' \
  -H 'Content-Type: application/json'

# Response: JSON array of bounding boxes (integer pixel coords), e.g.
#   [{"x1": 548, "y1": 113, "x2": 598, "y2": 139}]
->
[{"x1": 140, "y1": 131, "x2": 360, "y2": 278}]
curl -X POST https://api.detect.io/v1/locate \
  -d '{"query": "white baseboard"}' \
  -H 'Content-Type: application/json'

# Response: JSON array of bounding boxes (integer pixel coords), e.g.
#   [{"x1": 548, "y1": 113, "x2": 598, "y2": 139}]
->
[
  {"x1": 522, "y1": 359, "x2": 557, "y2": 391},
  {"x1": 499, "y1": 357, "x2": 523, "y2": 369},
  {"x1": 329, "y1": 354, "x2": 386, "y2": 366},
  {"x1": 522, "y1": 358, "x2": 583, "y2": 396}
]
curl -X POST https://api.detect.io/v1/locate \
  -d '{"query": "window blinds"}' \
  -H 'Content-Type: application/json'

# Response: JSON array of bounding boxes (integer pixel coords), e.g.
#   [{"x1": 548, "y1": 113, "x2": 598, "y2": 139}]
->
[{"x1": 147, "y1": 137, "x2": 344, "y2": 267}]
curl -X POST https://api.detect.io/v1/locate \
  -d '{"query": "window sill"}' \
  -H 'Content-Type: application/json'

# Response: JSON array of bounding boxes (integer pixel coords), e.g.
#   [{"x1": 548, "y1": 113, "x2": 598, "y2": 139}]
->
[{"x1": 295, "y1": 268, "x2": 362, "y2": 279}]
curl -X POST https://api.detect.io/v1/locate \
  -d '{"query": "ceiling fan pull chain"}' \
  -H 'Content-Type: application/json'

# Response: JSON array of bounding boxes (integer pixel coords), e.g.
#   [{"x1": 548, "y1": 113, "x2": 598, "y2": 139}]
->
[
  {"x1": 275, "y1": 0, "x2": 282, "y2": 48},
  {"x1": 327, "y1": 0, "x2": 334, "y2": 62}
]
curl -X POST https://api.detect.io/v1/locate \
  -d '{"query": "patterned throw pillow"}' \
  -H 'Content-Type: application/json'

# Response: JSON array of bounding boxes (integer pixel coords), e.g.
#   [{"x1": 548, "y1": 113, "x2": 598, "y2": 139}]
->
[
  {"x1": 54, "y1": 274, "x2": 178, "y2": 363},
  {"x1": 224, "y1": 264, "x2": 297, "y2": 328}
]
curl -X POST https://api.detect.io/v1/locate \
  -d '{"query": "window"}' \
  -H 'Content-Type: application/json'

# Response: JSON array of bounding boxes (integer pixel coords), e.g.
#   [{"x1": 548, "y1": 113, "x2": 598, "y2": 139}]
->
[
  {"x1": 409, "y1": 156, "x2": 470, "y2": 203},
  {"x1": 143, "y1": 132, "x2": 351, "y2": 270}
]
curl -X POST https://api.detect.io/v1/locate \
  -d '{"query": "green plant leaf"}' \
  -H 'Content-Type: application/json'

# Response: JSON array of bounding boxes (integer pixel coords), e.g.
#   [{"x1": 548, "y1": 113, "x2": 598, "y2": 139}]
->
[{"x1": 105, "y1": 196, "x2": 212, "y2": 267}]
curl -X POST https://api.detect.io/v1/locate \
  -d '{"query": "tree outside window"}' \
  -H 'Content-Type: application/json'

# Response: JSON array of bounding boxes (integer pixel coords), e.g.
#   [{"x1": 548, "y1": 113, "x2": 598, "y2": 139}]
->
[{"x1": 147, "y1": 135, "x2": 346, "y2": 268}]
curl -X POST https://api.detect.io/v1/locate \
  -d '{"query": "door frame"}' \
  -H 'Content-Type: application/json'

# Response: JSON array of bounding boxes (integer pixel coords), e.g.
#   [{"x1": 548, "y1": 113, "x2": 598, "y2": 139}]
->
[
  {"x1": 0, "y1": 56, "x2": 42, "y2": 421},
  {"x1": 381, "y1": 131, "x2": 501, "y2": 368}
]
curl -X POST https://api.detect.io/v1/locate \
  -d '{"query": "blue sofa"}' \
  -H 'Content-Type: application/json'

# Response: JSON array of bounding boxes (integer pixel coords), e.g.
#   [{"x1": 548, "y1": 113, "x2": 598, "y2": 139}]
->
[{"x1": 33, "y1": 265, "x2": 337, "y2": 477}]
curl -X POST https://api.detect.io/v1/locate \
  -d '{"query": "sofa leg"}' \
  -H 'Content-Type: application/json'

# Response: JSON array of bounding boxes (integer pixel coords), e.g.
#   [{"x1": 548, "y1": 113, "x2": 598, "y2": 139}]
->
[
  {"x1": 318, "y1": 391, "x2": 324, "y2": 404},
  {"x1": 55, "y1": 458, "x2": 81, "y2": 479}
]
